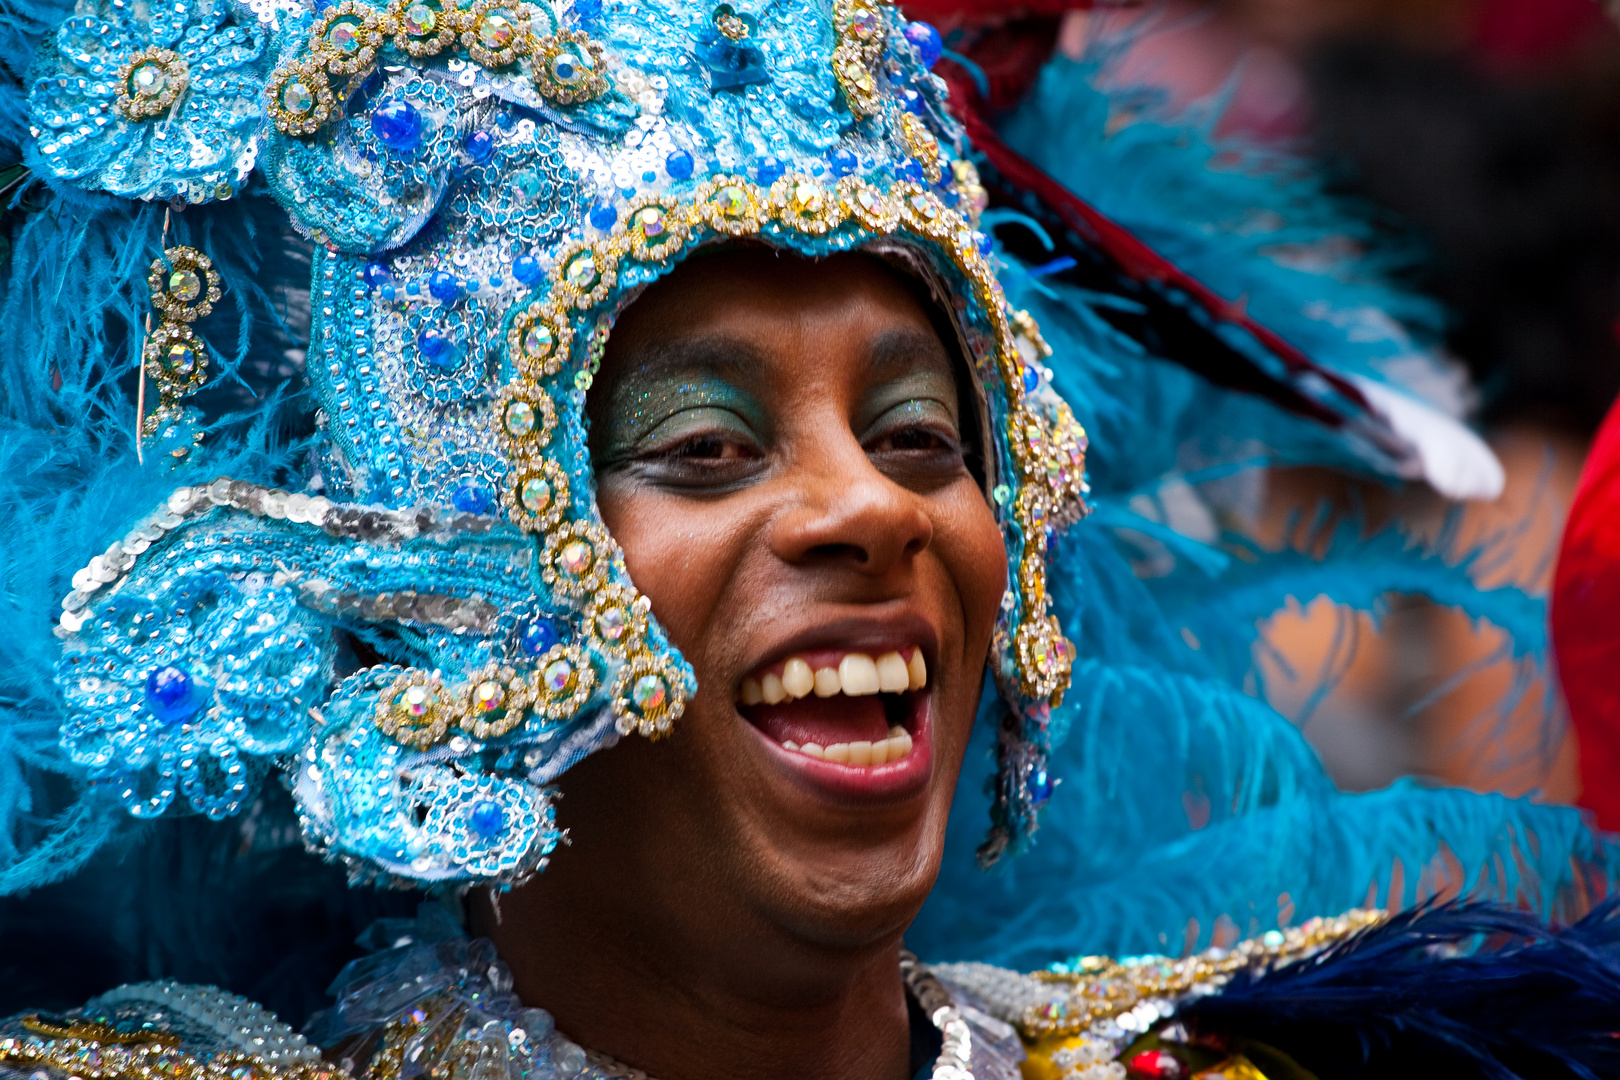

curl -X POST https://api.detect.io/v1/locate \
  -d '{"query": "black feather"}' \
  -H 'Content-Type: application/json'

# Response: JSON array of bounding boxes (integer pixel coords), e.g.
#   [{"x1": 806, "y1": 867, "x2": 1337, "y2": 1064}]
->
[{"x1": 1183, "y1": 899, "x2": 1620, "y2": 1080}]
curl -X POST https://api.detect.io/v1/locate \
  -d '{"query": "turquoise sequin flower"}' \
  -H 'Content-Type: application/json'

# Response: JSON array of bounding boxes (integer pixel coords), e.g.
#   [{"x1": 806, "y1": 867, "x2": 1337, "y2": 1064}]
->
[
  {"x1": 57, "y1": 571, "x2": 329, "y2": 820},
  {"x1": 27, "y1": 0, "x2": 269, "y2": 203}
]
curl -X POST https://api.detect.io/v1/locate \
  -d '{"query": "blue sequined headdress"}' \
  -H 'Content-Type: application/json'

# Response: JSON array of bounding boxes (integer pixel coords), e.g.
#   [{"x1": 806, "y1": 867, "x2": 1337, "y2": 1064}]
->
[{"x1": 29, "y1": 0, "x2": 1088, "y2": 888}]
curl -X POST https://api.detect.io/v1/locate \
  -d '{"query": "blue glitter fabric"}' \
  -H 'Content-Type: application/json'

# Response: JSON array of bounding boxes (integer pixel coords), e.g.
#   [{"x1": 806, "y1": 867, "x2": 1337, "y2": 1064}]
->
[
  {"x1": 31, "y1": 0, "x2": 1089, "y2": 889},
  {"x1": 25, "y1": 0, "x2": 271, "y2": 203}
]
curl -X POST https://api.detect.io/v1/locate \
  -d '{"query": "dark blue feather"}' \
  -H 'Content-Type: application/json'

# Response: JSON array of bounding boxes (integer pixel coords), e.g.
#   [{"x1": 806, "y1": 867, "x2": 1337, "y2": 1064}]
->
[{"x1": 1183, "y1": 900, "x2": 1620, "y2": 1080}]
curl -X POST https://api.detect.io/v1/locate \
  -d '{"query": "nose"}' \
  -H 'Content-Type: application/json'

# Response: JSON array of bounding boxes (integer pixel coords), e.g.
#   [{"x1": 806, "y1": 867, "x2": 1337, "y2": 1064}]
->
[{"x1": 767, "y1": 425, "x2": 933, "y2": 578}]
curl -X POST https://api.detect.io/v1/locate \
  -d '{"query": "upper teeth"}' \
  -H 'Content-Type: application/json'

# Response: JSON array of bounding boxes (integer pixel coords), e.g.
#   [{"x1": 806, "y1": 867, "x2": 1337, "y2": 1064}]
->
[{"x1": 738, "y1": 650, "x2": 926, "y2": 705}]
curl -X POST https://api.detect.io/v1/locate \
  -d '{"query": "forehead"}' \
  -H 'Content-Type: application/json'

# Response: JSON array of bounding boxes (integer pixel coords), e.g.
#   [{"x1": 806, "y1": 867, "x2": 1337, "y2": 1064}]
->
[
  {"x1": 608, "y1": 249, "x2": 945, "y2": 345},
  {"x1": 595, "y1": 250, "x2": 962, "y2": 410}
]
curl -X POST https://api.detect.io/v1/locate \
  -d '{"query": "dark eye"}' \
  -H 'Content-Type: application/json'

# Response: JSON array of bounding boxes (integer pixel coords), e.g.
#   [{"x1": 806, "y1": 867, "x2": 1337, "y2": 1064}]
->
[
  {"x1": 659, "y1": 432, "x2": 758, "y2": 462},
  {"x1": 871, "y1": 425, "x2": 956, "y2": 453}
]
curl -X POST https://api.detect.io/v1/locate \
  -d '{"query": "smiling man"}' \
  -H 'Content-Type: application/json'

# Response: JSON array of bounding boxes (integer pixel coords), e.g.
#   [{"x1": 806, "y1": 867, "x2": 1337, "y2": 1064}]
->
[{"x1": 5, "y1": 0, "x2": 1620, "y2": 1077}]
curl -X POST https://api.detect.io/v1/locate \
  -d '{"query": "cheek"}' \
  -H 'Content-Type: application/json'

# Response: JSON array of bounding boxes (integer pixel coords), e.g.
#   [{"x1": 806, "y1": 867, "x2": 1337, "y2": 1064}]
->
[
  {"x1": 936, "y1": 488, "x2": 1009, "y2": 655},
  {"x1": 593, "y1": 482, "x2": 746, "y2": 669}
]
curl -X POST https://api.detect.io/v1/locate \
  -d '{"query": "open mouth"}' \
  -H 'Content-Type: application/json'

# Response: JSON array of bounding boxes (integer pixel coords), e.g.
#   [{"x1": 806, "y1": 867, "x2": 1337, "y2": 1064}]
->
[{"x1": 736, "y1": 648, "x2": 927, "y2": 768}]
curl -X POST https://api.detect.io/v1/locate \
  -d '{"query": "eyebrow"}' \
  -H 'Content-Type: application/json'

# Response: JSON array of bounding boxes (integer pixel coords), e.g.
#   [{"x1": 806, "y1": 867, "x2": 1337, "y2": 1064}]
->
[
  {"x1": 609, "y1": 334, "x2": 770, "y2": 386},
  {"x1": 603, "y1": 324, "x2": 955, "y2": 403},
  {"x1": 865, "y1": 326, "x2": 954, "y2": 379}
]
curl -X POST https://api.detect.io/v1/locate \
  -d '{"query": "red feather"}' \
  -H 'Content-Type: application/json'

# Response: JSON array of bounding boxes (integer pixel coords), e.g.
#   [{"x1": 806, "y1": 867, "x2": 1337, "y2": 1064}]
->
[{"x1": 1554, "y1": 396, "x2": 1620, "y2": 830}]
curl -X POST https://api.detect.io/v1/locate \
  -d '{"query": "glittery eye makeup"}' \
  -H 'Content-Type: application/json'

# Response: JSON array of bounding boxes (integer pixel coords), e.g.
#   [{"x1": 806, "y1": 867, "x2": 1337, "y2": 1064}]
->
[{"x1": 592, "y1": 349, "x2": 773, "y2": 489}]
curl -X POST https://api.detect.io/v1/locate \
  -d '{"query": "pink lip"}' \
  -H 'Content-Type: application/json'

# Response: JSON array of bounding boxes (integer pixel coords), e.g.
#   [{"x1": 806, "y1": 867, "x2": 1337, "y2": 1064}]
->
[{"x1": 744, "y1": 692, "x2": 934, "y2": 803}]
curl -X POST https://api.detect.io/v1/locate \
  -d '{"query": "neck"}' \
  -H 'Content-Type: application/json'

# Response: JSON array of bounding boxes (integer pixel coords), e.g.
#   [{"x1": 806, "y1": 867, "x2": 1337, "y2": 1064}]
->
[{"x1": 477, "y1": 884, "x2": 915, "y2": 1080}]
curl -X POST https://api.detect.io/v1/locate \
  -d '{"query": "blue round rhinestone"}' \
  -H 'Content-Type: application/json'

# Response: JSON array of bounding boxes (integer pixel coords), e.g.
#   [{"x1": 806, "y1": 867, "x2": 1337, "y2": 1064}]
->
[
  {"x1": 827, "y1": 147, "x2": 858, "y2": 177},
  {"x1": 571, "y1": 0, "x2": 601, "y2": 24},
  {"x1": 897, "y1": 158, "x2": 926, "y2": 184},
  {"x1": 370, "y1": 98, "x2": 423, "y2": 152},
  {"x1": 665, "y1": 149, "x2": 694, "y2": 180},
  {"x1": 144, "y1": 665, "x2": 201, "y2": 725},
  {"x1": 1022, "y1": 362, "x2": 1040, "y2": 393},
  {"x1": 520, "y1": 618, "x2": 560, "y2": 655},
  {"x1": 428, "y1": 271, "x2": 461, "y2": 303},
  {"x1": 553, "y1": 52, "x2": 582, "y2": 81},
  {"x1": 1030, "y1": 768, "x2": 1054, "y2": 807},
  {"x1": 470, "y1": 799, "x2": 505, "y2": 839},
  {"x1": 451, "y1": 482, "x2": 492, "y2": 513},
  {"x1": 512, "y1": 254, "x2": 543, "y2": 285},
  {"x1": 495, "y1": 111, "x2": 516, "y2": 131},
  {"x1": 465, "y1": 129, "x2": 495, "y2": 163},
  {"x1": 753, "y1": 155, "x2": 785, "y2": 185},
  {"x1": 904, "y1": 21, "x2": 942, "y2": 68},
  {"x1": 416, "y1": 327, "x2": 456, "y2": 367},
  {"x1": 589, "y1": 203, "x2": 618, "y2": 230},
  {"x1": 363, "y1": 262, "x2": 394, "y2": 289},
  {"x1": 900, "y1": 87, "x2": 926, "y2": 115}
]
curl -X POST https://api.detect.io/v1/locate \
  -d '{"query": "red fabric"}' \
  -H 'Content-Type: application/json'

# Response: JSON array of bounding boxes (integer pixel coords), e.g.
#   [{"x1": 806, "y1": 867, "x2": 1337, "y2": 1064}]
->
[
  {"x1": 1471, "y1": 0, "x2": 1613, "y2": 70},
  {"x1": 900, "y1": 0, "x2": 1098, "y2": 27},
  {"x1": 1554, "y1": 395, "x2": 1620, "y2": 830}
]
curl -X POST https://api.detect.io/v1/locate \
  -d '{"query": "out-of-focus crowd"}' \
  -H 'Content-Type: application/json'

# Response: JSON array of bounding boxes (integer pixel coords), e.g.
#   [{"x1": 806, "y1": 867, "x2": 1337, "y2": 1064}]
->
[{"x1": 1070, "y1": 0, "x2": 1620, "y2": 809}]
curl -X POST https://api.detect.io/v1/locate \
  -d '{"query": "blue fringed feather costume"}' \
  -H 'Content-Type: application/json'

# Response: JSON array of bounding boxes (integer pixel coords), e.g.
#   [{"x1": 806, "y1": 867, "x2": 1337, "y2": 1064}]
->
[{"x1": 0, "y1": 0, "x2": 1618, "y2": 1076}]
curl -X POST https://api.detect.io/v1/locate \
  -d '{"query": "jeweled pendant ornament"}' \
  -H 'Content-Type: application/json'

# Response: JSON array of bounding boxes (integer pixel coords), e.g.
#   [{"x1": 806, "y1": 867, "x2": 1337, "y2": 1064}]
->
[{"x1": 140, "y1": 246, "x2": 220, "y2": 458}]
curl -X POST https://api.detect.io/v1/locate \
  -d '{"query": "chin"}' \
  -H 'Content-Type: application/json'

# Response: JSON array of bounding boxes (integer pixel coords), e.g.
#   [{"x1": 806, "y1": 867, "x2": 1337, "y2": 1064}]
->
[{"x1": 756, "y1": 830, "x2": 948, "y2": 952}]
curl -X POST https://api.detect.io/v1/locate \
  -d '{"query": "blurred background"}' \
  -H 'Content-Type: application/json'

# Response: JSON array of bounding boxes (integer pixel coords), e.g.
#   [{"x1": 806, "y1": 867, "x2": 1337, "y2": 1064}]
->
[{"x1": 1063, "y1": 0, "x2": 1620, "y2": 807}]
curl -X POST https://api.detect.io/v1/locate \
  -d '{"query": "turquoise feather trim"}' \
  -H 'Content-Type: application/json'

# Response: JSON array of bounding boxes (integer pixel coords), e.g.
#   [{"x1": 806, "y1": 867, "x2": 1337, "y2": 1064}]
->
[{"x1": 909, "y1": 55, "x2": 1614, "y2": 964}]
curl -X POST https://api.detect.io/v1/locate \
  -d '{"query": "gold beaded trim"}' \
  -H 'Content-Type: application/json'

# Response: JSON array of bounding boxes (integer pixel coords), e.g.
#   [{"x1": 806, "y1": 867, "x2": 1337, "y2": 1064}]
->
[
  {"x1": 375, "y1": 668, "x2": 453, "y2": 749},
  {"x1": 508, "y1": 301, "x2": 574, "y2": 379},
  {"x1": 501, "y1": 457, "x2": 570, "y2": 533},
  {"x1": 456, "y1": 662, "x2": 535, "y2": 739},
  {"x1": 493, "y1": 171, "x2": 1087, "y2": 707},
  {"x1": 531, "y1": 29, "x2": 610, "y2": 104},
  {"x1": 374, "y1": 658, "x2": 595, "y2": 749},
  {"x1": 831, "y1": 0, "x2": 888, "y2": 121},
  {"x1": 385, "y1": 0, "x2": 459, "y2": 57},
  {"x1": 1018, "y1": 909, "x2": 1386, "y2": 1039},
  {"x1": 462, "y1": 0, "x2": 532, "y2": 70},
  {"x1": 551, "y1": 238, "x2": 619, "y2": 309},
  {"x1": 693, "y1": 174, "x2": 764, "y2": 236},
  {"x1": 268, "y1": 9, "x2": 610, "y2": 140},
  {"x1": 770, "y1": 174, "x2": 843, "y2": 235},
  {"x1": 115, "y1": 47, "x2": 189, "y2": 122},
  {"x1": 20, "y1": 1017, "x2": 179, "y2": 1048},
  {"x1": 265, "y1": 62, "x2": 338, "y2": 137},
  {"x1": 529, "y1": 642, "x2": 598, "y2": 721},
  {"x1": 494, "y1": 382, "x2": 558, "y2": 459},
  {"x1": 539, "y1": 521, "x2": 616, "y2": 599},
  {"x1": 622, "y1": 195, "x2": 690, "y2": 261},
  {"x1": 142, "y1": 321, "x2": 208, "y2": 399},
  {"x1": 311, "y1": 1, "x2": 387, "y2": 75},
  {"x1": 898, "y1": 112, "x2": 944, "y2": 184},
  {"x1": 583, "y1": 584, "x2": 650, "y2": 659},
  {"x1": 0, "y1": 1032, "x2": 340, "y2": 1080},
  {"x1": 611, "y1": 648, "x2": 686, "y2": 738}
]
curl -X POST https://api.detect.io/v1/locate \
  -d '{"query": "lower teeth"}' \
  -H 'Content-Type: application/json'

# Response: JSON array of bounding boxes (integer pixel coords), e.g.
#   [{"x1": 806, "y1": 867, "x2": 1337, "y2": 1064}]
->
[{"x1": 783, "y1": 726, "x2": 911, "y2": 766}]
